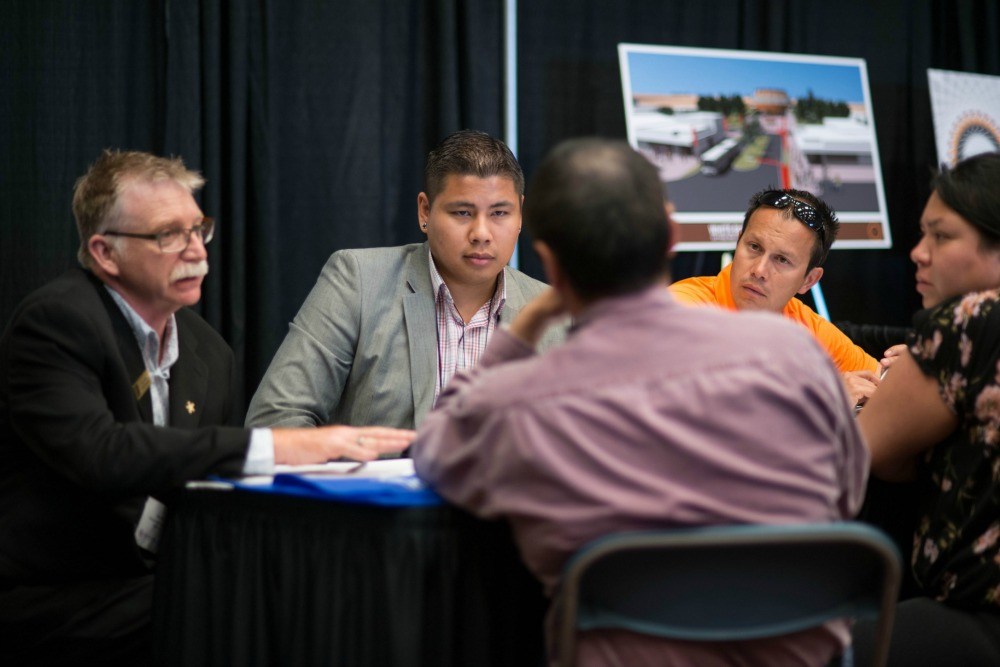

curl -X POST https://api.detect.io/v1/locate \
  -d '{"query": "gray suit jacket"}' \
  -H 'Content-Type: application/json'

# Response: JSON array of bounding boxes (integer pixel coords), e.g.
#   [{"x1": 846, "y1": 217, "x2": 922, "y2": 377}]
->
[{"x1": 246, "y1": 242, "x2": 557, "y2": 429}]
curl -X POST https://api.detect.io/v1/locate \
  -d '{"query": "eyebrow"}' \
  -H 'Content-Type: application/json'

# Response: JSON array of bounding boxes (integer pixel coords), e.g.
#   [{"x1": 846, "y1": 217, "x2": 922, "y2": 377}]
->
[
  {"x1": 745, "y1": 233, "x2": 806, "y2": 261},
  {"x1": 151, "y1": 218, "x2": 196, "y2": 229},
  {"x1": 444, "y1": 199, "x2": 516, "y2": 209},
  {"x1": 147, "y1": 220, "x2": 183, "y2": 232}
]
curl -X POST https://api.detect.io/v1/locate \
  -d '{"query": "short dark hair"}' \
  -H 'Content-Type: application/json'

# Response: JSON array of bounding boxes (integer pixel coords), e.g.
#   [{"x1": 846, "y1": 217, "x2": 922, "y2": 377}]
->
[
  {"x1": 523, "y1": 138, "x2": 670, "y2": 301},
  {"x1": 932, "y1": 152, "x2": 1000, "y2": 251},
  {"x1": 740, "y1": 187, "x2": 838, "y2": 270},
  {"x1": 423, "y1": 130, "x2": 524, "y2": 203}
]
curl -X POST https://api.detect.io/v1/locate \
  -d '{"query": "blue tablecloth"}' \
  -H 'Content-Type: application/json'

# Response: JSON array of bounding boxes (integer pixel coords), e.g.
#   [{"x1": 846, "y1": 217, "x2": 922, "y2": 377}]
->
[{"x1": 230, "y1": 473, "x2": 445, "y2": 507}]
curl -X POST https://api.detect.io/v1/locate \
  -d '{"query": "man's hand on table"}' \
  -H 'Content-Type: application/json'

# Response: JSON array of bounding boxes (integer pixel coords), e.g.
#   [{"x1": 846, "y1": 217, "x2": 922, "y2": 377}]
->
[
  {"x1": 843, "y1": 370, "x2": 880, "y2": 410},
  {"x1": 273, "y1": 426, "x2": 415, "y2": 465}
]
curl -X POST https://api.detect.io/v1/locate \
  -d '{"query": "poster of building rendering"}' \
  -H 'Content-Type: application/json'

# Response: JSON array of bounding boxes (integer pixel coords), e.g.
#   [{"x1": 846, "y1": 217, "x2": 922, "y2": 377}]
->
[
  {"x1": 928, "y1": 68, "x2": 1000, "y2": 168},
  {"x1": 619, "y1": 44, "x2": 891, "y2": 251}
]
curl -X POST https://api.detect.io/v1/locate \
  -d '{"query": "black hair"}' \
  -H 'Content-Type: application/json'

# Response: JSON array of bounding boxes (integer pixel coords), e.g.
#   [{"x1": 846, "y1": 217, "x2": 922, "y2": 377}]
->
[
  {"x1": 932, "y1": 152, "x2": 1000, "y2": 251},
  {"x1": 424, "y1": 130, "x2": 524, "y2": 203},
  {"x1": 523, "y1": 138, "x2": 670, "y2": 301},
  {"x1": 741, "y1": 187, "x2": 839, "y2": 270}
]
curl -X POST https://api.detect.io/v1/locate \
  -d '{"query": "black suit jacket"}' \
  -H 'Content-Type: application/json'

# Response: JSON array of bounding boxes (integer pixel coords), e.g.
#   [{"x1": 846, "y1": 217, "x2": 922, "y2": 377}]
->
[{"x1": 0, "y1": 268, "x2": 249, "y2": 585}]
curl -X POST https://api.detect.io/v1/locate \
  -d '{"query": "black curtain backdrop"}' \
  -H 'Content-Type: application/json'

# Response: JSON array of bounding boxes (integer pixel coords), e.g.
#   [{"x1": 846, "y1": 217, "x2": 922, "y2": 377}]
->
[
  {"x1": 3, "y1": 0, "x2": 1000, "y2": 410},
  {"x1": 516, "y1": 0, "x2": 1000, "y2": 328},
  {"x1": 1, "y1": 0, "x2": 503, "y2": 408}
]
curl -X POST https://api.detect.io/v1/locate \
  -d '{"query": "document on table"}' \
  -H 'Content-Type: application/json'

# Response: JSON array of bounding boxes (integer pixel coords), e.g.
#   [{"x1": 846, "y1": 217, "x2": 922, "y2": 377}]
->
[
  {"x1": 187, "y1": 458, "x2": 417, "y2": 488},
  {"x1": 276, "y1": 458, "x2": 414, "y2": 477}
]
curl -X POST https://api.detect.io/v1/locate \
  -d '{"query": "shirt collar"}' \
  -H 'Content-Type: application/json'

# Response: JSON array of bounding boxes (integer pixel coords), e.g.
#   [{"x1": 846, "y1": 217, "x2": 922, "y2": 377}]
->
[
  {"x1": 427, "y1": 248, "x2": 507, "y2": 318},
  {"x1": 105, "y1": 286, "x2": 180, "y2": 372},
  {"x1": 715, "y1": 263, "x2": 738, "y2": 309},
  {"x1": 570, "y1": 284, "x2": 672, "y2": 334}
]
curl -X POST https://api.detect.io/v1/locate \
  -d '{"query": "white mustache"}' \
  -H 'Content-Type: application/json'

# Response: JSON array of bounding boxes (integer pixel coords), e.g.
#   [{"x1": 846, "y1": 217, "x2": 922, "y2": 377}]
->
[{"x1": 171, "y1": 260, "x2": 209, "y2": 282}]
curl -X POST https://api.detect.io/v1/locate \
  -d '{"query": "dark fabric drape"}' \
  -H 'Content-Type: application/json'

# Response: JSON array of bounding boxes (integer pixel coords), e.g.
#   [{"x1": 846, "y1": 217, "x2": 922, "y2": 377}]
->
[
  {"x1": 1, "y1": 0, "x2": 165, "y2": 330},
  {"x1": 1, "y1": 0, "x2": 503, "y2": 408},
  {"x1": 153, "y1": 489, "x2": 547, "y2": 666},
  {"x1": 156, "y1": 0, "x2": 504, "y2": 405},
  {"x1": 515, "y1": 0, "x2": 1000, "y2": 329},
  {"x1": 4, "y1": 0, "x2": 1000, "y2": 406}
]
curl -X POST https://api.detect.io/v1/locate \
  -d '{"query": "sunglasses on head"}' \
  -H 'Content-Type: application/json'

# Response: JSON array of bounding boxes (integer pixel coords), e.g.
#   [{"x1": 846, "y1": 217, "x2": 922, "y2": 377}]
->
[{"x1": 758, "y1": 190, "x2": 826, "y2": 245}]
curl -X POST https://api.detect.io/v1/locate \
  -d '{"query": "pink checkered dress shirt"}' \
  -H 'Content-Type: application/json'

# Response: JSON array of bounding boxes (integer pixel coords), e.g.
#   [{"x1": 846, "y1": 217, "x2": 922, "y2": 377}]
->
[{"x1": 429, "y1": 252, "x2": 507, "y2": 403}]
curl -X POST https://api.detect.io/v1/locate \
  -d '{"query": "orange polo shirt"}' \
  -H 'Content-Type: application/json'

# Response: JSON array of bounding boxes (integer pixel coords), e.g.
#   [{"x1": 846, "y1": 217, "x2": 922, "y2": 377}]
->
[{"x1": 669, "y1": 264, "x2": 879, "y2": 374}]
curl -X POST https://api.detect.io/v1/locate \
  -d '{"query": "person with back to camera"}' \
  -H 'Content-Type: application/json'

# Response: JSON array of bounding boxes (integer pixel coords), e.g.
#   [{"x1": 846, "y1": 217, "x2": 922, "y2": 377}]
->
[
  {"x1": 413, "y1": 137, "x2": 868, "y2": 666},
  {"x1": 852, "y1": 152, "x2": 1000, "y2": 666}
]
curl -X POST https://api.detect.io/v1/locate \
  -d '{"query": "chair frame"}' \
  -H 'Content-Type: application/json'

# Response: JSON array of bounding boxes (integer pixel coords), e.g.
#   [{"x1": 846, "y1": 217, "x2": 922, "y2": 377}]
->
[{"x1": 553, "y1": 522, "x2": 901, "y2": 667}]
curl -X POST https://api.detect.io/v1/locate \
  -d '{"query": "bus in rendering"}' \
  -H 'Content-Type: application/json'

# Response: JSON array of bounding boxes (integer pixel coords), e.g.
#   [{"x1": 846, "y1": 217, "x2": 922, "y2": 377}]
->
[{"x1": 700, "y1": 137, "x2": 741, "y2": 176}]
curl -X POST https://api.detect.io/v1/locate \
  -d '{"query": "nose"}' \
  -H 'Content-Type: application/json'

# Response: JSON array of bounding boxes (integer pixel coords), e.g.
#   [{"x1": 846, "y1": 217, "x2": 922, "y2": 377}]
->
[
  {"x1": 182, "y1": 229, "x2": 208, "y2": 260},
  {"x1": 749, "y1": 256, "x2": 769, "y2": 280},
  {"x1": 910, "y1": 236, "x2": 928, "y2": 265},
  {"x1": 469, "y1": 214, "x2": 493, "y2": 244}
]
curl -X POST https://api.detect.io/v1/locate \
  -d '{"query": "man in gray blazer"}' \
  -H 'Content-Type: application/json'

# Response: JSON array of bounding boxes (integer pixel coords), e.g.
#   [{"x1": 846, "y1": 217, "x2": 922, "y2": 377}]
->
[{"x1": 247, "y1": 130, "x2": 553, "y2": 430}]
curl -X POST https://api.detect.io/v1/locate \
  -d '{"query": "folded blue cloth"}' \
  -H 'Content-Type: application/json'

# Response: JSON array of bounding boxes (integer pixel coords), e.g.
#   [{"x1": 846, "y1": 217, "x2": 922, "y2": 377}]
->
[{"x1": 233, "y1": 473, "x2": 444, "y2": 507}]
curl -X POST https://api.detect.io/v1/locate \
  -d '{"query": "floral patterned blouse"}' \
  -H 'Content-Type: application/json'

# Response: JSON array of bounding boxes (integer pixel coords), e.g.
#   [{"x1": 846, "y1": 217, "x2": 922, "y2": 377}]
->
[{"x1": 908, "y1": 289, "x2": 1000, "y2": 609}]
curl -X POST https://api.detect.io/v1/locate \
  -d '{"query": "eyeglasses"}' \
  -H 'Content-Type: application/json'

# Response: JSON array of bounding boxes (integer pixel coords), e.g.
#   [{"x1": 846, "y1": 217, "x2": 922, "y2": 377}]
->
[
  {"x1": 103, "y1": 217, "x2": 215, "y2": 253},
  {"x1": 757, "y1": 191, "x2": 825, "y2": 245}
]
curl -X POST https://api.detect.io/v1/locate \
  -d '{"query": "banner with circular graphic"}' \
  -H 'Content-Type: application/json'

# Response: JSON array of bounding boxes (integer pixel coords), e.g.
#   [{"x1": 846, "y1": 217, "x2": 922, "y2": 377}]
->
[{"x1": 928, "y1": 68, "x2": 1000, "y2": 168}]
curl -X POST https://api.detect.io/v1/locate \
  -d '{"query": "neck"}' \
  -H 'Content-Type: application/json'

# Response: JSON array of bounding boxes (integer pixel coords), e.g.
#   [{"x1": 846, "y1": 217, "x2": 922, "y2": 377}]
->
[
  {"x1": 133, "y1": 305, "x2": 171, "y2": 346},
  {"x1": 449, "y1": 278, "x2": 498, "y2": 324},
  {"x1": 101, "y1": 275, "x2": 171, "y2": 343}
]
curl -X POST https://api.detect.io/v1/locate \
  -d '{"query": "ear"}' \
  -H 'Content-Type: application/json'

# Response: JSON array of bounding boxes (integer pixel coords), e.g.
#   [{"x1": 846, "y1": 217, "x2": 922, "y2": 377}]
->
[
  {"x1": 88, "y1": 235, "x2": 121, "y2": 277},
  {"x1": 533, "y1": 240, "x2": 564, "y2": 290},
  {"x1": 417, "y1": 192, "x2": 431, "y2": 234},
  {"x1": 797, "y1": 266, "x2": 824, "y2": 294}
]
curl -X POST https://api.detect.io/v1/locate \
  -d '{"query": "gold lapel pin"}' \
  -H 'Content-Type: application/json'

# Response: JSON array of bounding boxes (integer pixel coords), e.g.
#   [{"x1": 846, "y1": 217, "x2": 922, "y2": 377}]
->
[{"x1": 185, "y1": 401, "x2": 196, "y2": 415}]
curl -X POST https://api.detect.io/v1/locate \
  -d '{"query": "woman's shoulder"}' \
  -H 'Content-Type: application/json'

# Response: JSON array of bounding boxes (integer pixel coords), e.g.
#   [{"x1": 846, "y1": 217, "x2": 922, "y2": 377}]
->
[
  {"x1": 909, "y1": 289, "x2": 1000, "y2": 408},
  {"x1": 928, "y1": 289, "x2": 1000, "y2": 326}
]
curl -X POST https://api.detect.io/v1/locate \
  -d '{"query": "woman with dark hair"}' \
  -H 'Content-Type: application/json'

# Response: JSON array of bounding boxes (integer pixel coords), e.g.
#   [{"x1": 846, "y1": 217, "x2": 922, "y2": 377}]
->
[{"x1": 853, "y1": 152, "x2": 1000, "y2": 665}]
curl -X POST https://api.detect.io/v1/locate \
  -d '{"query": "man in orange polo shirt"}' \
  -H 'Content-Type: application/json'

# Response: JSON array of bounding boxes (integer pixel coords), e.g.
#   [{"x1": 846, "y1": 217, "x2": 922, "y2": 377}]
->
[{"x1": 670, "y1": 188, "x2": 880, "y2": 406}]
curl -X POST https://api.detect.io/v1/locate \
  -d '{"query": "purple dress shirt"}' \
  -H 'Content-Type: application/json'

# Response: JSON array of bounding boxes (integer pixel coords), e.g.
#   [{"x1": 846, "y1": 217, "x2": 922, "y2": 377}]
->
[{"x1": 413, "y1": 286, "x2": 868, "y2": 666}]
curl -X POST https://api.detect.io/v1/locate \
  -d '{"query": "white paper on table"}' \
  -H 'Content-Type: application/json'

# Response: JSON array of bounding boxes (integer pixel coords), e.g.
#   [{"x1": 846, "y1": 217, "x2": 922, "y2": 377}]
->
[{"x1": 234, "y1": 457, "x2": 415, "y2": 486}]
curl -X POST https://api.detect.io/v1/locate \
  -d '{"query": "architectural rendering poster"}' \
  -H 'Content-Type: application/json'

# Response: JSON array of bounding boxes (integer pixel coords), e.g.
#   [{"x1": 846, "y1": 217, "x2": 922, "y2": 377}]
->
[
  {"x1": 619, "y1": 43, "x2": 891, "y2": 251},
  {"x1": 928, "y1": 68, "x2": 1000, "y2": 168}
]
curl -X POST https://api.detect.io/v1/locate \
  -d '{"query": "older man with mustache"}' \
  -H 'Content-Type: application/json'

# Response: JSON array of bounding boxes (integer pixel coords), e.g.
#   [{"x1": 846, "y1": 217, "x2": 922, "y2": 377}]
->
[{"x1": 0, "y1": 150, "x2": 413, "y2": 665}]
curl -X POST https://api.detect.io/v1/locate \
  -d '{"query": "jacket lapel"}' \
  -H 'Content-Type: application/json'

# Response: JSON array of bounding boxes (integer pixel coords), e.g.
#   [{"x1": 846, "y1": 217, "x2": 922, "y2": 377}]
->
[
  {"x1": 403, "y1": 246, "x2": 438, "y2": 424},
  {"x1": 499, "y1": 267, "x2": 525, "y2": 324},
  {"x1": 169, "y1": 321, "x2": 208, "y2": 428},
  {"x1": 95, "y1": 279, "x2": 155, "y2": 424}
]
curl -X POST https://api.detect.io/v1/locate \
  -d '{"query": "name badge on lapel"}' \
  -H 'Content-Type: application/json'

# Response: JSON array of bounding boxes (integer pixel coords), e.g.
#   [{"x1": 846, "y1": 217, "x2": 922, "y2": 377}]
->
[{"x1": 132, "y1": 370, "x2": 151, "y2": 402}]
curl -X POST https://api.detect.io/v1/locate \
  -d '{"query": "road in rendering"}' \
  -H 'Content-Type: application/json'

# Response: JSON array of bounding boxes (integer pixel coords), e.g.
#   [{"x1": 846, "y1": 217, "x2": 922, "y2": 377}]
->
[{"x1": 666, "y1": 134, "x2": 880, "y2": 214}]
